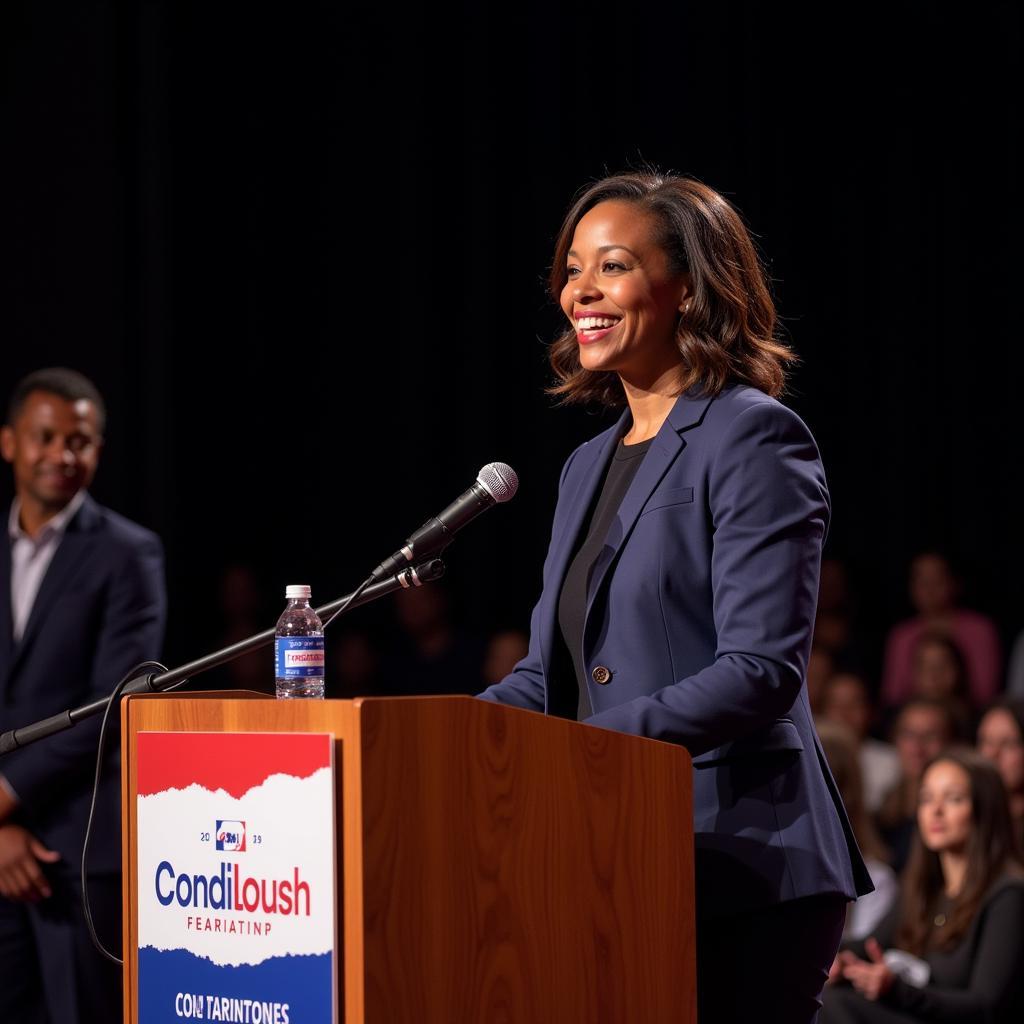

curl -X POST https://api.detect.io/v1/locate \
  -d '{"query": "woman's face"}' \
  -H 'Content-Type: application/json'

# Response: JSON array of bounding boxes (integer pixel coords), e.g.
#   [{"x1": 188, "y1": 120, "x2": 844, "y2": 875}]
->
[
  {"x1": 821, "y1": 674, "x2": 870, "y2": 739},
  {"x1": 910, "y1": 554, "x2": 956, "y2": 615},
  {"x1": 560, "y1": 200, "x2": 689, "y2": 384},
  {"x1": 977, "y1": 709, "x2": 1024, "y2": 796},
  {"x1": 912, "y1": 640, "x2": 960, "y2": 700},
  {"x1": 894, "y1": 706, "x2": 949, "y2": 778},
  {"x1": 917, "y1": 760, "x2": 973, "y2": 855}
]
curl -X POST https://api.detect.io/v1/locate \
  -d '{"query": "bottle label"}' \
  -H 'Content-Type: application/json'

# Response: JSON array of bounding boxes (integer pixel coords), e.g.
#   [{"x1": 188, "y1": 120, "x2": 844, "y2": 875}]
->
[{"x1": 275, "y1": 636, "x2": 325, "y2": 678}]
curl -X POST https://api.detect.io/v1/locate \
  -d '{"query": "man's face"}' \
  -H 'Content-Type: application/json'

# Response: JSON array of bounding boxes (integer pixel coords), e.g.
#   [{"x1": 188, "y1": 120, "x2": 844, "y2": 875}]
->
[{"x1": 0, "y1": 390, "x2": 102, "y2": 513}]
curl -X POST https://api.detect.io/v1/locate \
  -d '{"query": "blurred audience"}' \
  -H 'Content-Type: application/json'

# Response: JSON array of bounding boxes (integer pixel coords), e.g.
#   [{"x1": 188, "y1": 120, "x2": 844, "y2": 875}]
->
[
  {"x1": 1006, "y1": 630, "x2": 1024, "y2": 698},
  {"x1": 819, "y1": 673, "x2": 900, "y2": 813},
  {"x1": 815, "y1": 558, "x2": 856, "y2": 656},
  {"x1": 211, "y1": 562, "x2": 271, "y2": 692},
  {"x1": 807, "y1": 646, "x2": 837, "y2": 715},
  {"x1": 481, "y1": 628, "x2": 529, "y2": 687},
  {"x1": 822, "y1": 750, "x2": 1024, "y2": 1023},
  {"x1": 328, "y1": 628, "x2": 381, "y2": 698},
  {"x1": 977, "y1": 699, "x2": 1024, "y2": 855},
  {"x1": 881, "y1": 551, "x2": 1000, "y2": 710},
  {"x1": 877, "y1": 699, "x2": 958, "y2": 873},
  {"x1": 908, "y1": 633, "x2": 974, "y2": 737},
  {"x1": 817, "y1": 721, "x2": 897, "y2": 941},
  {"x1": 379, "y1": 583, "x2": 484, "y2": 696}
]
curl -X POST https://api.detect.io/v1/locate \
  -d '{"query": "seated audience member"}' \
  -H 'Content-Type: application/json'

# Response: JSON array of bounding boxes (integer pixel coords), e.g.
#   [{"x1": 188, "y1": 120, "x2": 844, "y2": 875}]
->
[
  {"x1": 815, "y1": 558, "x2": 855, "y2": 656},
  {"x1": 822, "y1": 750, "x2": 1024, "y2": 1023},
  {"x1": 213, "y1": 562, "x2": 270, "y2": 691},
  {"x1": 481, "y1": 628, "x2": 529, "y2": 688},
  {"x1": 818, "y1": 721, "x2": 898, "y2": 941},
  {"x1": 821, "y1": 673, "x2": 901, "y2": 813},
  {"x1": 977, "y1": 699, "x2": 1024, "y2": 854},
  {"x1": 877, "y1": 700, "x2": 957, "y2": 873},
  {"x1": 807, "y1": 646, "x2": 837, "y2": 715},
  {"x1": 329, "y1": 628, "x2": 381, "y2": 698},
  {"x1": 880, "y1": 551, "x2": 1000, "y2": 710},
  {"x1": 379, "y1": 584, "x2": 485, "y2": 696},
  {"x1": 909, "y1": 633, "x2": 974, "y2": 735}
]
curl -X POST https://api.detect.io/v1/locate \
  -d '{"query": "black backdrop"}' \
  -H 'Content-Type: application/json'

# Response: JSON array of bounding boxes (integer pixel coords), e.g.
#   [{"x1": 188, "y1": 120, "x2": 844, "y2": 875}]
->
[{"x1": 1, "y1": 1, "x2": 1021, "y2": 682}]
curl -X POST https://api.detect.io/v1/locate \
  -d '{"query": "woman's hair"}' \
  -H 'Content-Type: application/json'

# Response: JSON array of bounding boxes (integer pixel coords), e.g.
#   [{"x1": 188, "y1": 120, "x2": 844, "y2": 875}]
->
[
  {"x1": 547, "y1": 171, "x2": 796, "y2": 406},
  {"x1": 816, "y1": 720, "x2": 890, "y2": 862},
  {"x1": 895, "y1": 748, "x2": 1023, "y2": 955}
]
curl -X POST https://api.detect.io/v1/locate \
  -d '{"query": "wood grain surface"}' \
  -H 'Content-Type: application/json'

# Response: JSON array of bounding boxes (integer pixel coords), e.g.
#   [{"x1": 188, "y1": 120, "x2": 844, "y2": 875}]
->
[{"x1": 357, "y1": 696, "x2": 695, "y2": 1024}]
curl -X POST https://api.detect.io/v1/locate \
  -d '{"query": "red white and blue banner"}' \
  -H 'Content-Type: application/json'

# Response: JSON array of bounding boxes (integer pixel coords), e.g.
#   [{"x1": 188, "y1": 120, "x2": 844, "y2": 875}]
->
[{"x1": 136, "y1": 732, "x2": 336, "y2": 1023}]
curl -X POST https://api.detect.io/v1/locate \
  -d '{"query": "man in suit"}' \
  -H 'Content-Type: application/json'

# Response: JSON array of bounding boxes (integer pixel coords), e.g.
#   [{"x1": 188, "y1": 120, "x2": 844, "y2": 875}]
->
[{"x1": 0, "y1": 368, "x2": 166, "y2": 1022}]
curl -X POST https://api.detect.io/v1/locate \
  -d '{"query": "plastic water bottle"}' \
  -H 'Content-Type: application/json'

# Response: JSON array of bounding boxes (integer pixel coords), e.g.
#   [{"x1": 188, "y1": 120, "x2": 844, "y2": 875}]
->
[{"x1": 274, "y1": 585, "x2": 325, "y2": 699}]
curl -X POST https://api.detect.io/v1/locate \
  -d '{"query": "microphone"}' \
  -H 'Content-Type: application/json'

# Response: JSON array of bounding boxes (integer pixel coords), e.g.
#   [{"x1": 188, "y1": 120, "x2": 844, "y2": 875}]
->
[{"x1": 371, "y1": 462, "x2": 518, "y2": 580}]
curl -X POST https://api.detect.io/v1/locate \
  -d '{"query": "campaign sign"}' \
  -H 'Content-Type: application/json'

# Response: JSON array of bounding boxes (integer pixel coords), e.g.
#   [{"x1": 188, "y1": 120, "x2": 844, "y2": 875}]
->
[{"x1": 136, "y1": 732, "x2": 336, "y2": 1023}]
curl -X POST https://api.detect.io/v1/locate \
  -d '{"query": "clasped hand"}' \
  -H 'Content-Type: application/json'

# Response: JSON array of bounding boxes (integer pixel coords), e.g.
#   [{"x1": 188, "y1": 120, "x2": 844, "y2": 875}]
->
[
  {"x1": 828, "y1": 938, "x2": 896, "y2": 1001},
  {"x1": 0, "y1": 823, "x2": 60, "y2": 902}
]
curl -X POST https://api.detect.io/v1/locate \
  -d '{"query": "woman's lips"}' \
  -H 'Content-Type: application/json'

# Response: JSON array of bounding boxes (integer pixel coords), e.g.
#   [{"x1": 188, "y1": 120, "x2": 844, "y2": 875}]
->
[
  {"x1": 573, "y1": 313, "x2": 618, "y2": 346},
  {"x1": 576, "y1": 322, "x2": 619, "y2": 345}
]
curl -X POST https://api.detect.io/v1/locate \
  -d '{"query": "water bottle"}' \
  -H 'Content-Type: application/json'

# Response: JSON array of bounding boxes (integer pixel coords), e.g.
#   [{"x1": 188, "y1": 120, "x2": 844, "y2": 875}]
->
[{"x1": 274, "y1": 585, "x2": 325, "y2": 699}]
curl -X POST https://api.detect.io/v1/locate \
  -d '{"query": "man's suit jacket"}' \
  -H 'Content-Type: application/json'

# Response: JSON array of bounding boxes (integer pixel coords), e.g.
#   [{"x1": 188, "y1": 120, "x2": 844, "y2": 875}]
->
[
  {"x1": 0, "y1": 493, "x2": 166, "y2": 875},
  {"x1": 481, "y1": 384, "x2": 872, "y2": 918}
]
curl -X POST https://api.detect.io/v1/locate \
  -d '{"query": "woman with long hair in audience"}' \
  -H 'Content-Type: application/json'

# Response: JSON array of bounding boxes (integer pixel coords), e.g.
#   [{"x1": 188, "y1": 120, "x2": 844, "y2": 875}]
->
[
  {"x1": 977, "y1": 698, "x2": 1024, "y2": 854},
  {"x1": 822, "y1": 749, "x2": 1024, "y2": 1022},
  {"x1": 877, "y1": 698, "x2": 957, "y2": 872}
]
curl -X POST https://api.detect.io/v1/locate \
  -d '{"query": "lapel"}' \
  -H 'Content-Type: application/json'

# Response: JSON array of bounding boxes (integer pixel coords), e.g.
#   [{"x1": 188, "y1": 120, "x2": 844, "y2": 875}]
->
[
  {"x1": 536, "y1": 411, "x2": 629, "y2": 680},
  {"x1": 548, "y1": 411, "x2": 630, "y2": 585},
  {"x1": 582, "y1": 388, "x2": 716, "y2": 643},
  {"x1": 7, "y1": 495, "x2": 100, "y2": 680}
]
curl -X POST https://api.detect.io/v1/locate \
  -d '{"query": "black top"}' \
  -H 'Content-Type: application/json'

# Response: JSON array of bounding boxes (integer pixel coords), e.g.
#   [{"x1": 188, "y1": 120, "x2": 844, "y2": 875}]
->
[
  {"x1": 554, "y1": 436, "x2": 654, "y2": 721},
  {"x1": 832, "y1": 874, "x2": 1024, "y2": 1023}
]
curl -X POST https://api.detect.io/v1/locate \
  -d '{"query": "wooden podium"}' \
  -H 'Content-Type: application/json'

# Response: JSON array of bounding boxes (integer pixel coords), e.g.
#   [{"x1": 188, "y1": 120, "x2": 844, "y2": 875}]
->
[{"x1": 121, "y1": 693, "x2": 696, "y2": 1023}]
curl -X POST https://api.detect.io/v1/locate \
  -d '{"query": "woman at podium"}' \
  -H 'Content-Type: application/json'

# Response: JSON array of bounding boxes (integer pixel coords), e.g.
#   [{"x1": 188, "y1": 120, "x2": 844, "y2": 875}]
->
[{"x1": 479, "y1": 170, "x2": 873, "y2": 1023}]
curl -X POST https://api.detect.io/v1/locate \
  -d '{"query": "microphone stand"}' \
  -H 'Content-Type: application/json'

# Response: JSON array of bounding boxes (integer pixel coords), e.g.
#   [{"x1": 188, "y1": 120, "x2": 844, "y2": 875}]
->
[{"x1": 0, "y1": 558, "x2": 445, "y2": 757}]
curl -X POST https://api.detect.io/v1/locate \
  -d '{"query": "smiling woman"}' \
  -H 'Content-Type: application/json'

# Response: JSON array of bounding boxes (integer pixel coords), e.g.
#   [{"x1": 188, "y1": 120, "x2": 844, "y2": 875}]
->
[
  {"x1": 479, "y1": 170, "x2": 873, "y2": 1023},
  {"x1": 548, "y1": 174, "x2": 795, "y2": 412}
]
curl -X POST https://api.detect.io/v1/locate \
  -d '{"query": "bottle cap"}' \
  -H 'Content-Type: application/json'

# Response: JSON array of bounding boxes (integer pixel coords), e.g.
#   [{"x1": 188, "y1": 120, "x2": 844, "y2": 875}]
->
[{"x1": 285, "y1": 585, "x2": 312, "y2": 600}]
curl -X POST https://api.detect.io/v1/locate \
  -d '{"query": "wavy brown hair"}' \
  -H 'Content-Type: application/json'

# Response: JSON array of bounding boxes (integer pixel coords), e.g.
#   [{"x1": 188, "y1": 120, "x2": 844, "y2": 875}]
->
[
  {"x1": 895, "y1": 748, "x2": 1023, "y2": 955},
  {"x1": 547, "y1": 171, "x2": 796, "y2": 406}
]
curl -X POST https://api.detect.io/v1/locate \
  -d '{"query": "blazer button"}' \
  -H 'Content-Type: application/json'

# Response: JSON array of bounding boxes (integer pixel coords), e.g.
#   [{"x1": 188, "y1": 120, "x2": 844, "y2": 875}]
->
[{"x1": 591, "y1": 665, "x2": 612, "y2": 685}]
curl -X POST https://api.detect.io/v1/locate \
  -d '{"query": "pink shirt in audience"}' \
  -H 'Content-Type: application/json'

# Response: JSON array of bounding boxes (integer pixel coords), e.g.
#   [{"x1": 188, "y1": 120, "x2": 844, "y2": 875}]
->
[{"x1": 880, "y1": 609, "x2": 1001, "y2": 708}]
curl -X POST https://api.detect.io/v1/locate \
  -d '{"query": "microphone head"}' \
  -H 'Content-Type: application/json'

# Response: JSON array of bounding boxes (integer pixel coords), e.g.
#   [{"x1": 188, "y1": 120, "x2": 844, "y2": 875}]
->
[{"x1": 477, "y1": 462, "x2": 518, "y2": 503}]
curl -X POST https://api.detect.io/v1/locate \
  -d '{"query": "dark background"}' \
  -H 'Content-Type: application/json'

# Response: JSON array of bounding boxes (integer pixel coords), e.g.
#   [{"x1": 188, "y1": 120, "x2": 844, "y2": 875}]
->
[{"x1": 1, "y1": 1, "x2": 1020, "y2": 684}]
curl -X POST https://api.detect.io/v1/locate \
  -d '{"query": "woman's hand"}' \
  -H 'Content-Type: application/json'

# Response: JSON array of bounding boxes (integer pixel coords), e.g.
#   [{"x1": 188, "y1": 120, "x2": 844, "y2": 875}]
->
[
  {"x1": 828, "y1": 951, "x2": 857, "y2": 985},
  {"x1": 839, "y1": 938, "x2": 896, "y2": 1001}
]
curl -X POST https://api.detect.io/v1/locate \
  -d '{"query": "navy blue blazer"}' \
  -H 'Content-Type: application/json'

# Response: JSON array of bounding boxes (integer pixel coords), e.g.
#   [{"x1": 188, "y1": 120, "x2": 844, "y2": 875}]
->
[
  {"x1": 481, "y1": 384, "x2": 872, "y2": 918},
  {"x1": 0, "y1": 494, "x2": 166, "y2": 875}
]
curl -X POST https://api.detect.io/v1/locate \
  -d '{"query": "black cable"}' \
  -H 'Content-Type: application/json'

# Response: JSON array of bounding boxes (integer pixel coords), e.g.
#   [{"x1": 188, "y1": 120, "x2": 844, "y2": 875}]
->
[
  {"x1": 317, "y1": 573, "x2": 375, "y2": 632},
  {"x1": 80, "y1": 660, "x2": 168, "y2": 966}
]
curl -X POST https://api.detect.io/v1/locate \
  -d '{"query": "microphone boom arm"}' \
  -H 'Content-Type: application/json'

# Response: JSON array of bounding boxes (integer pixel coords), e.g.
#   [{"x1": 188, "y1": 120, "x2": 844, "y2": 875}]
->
[{"x1": 0, "y1": 559, "x2": 445, "y2": 757}]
